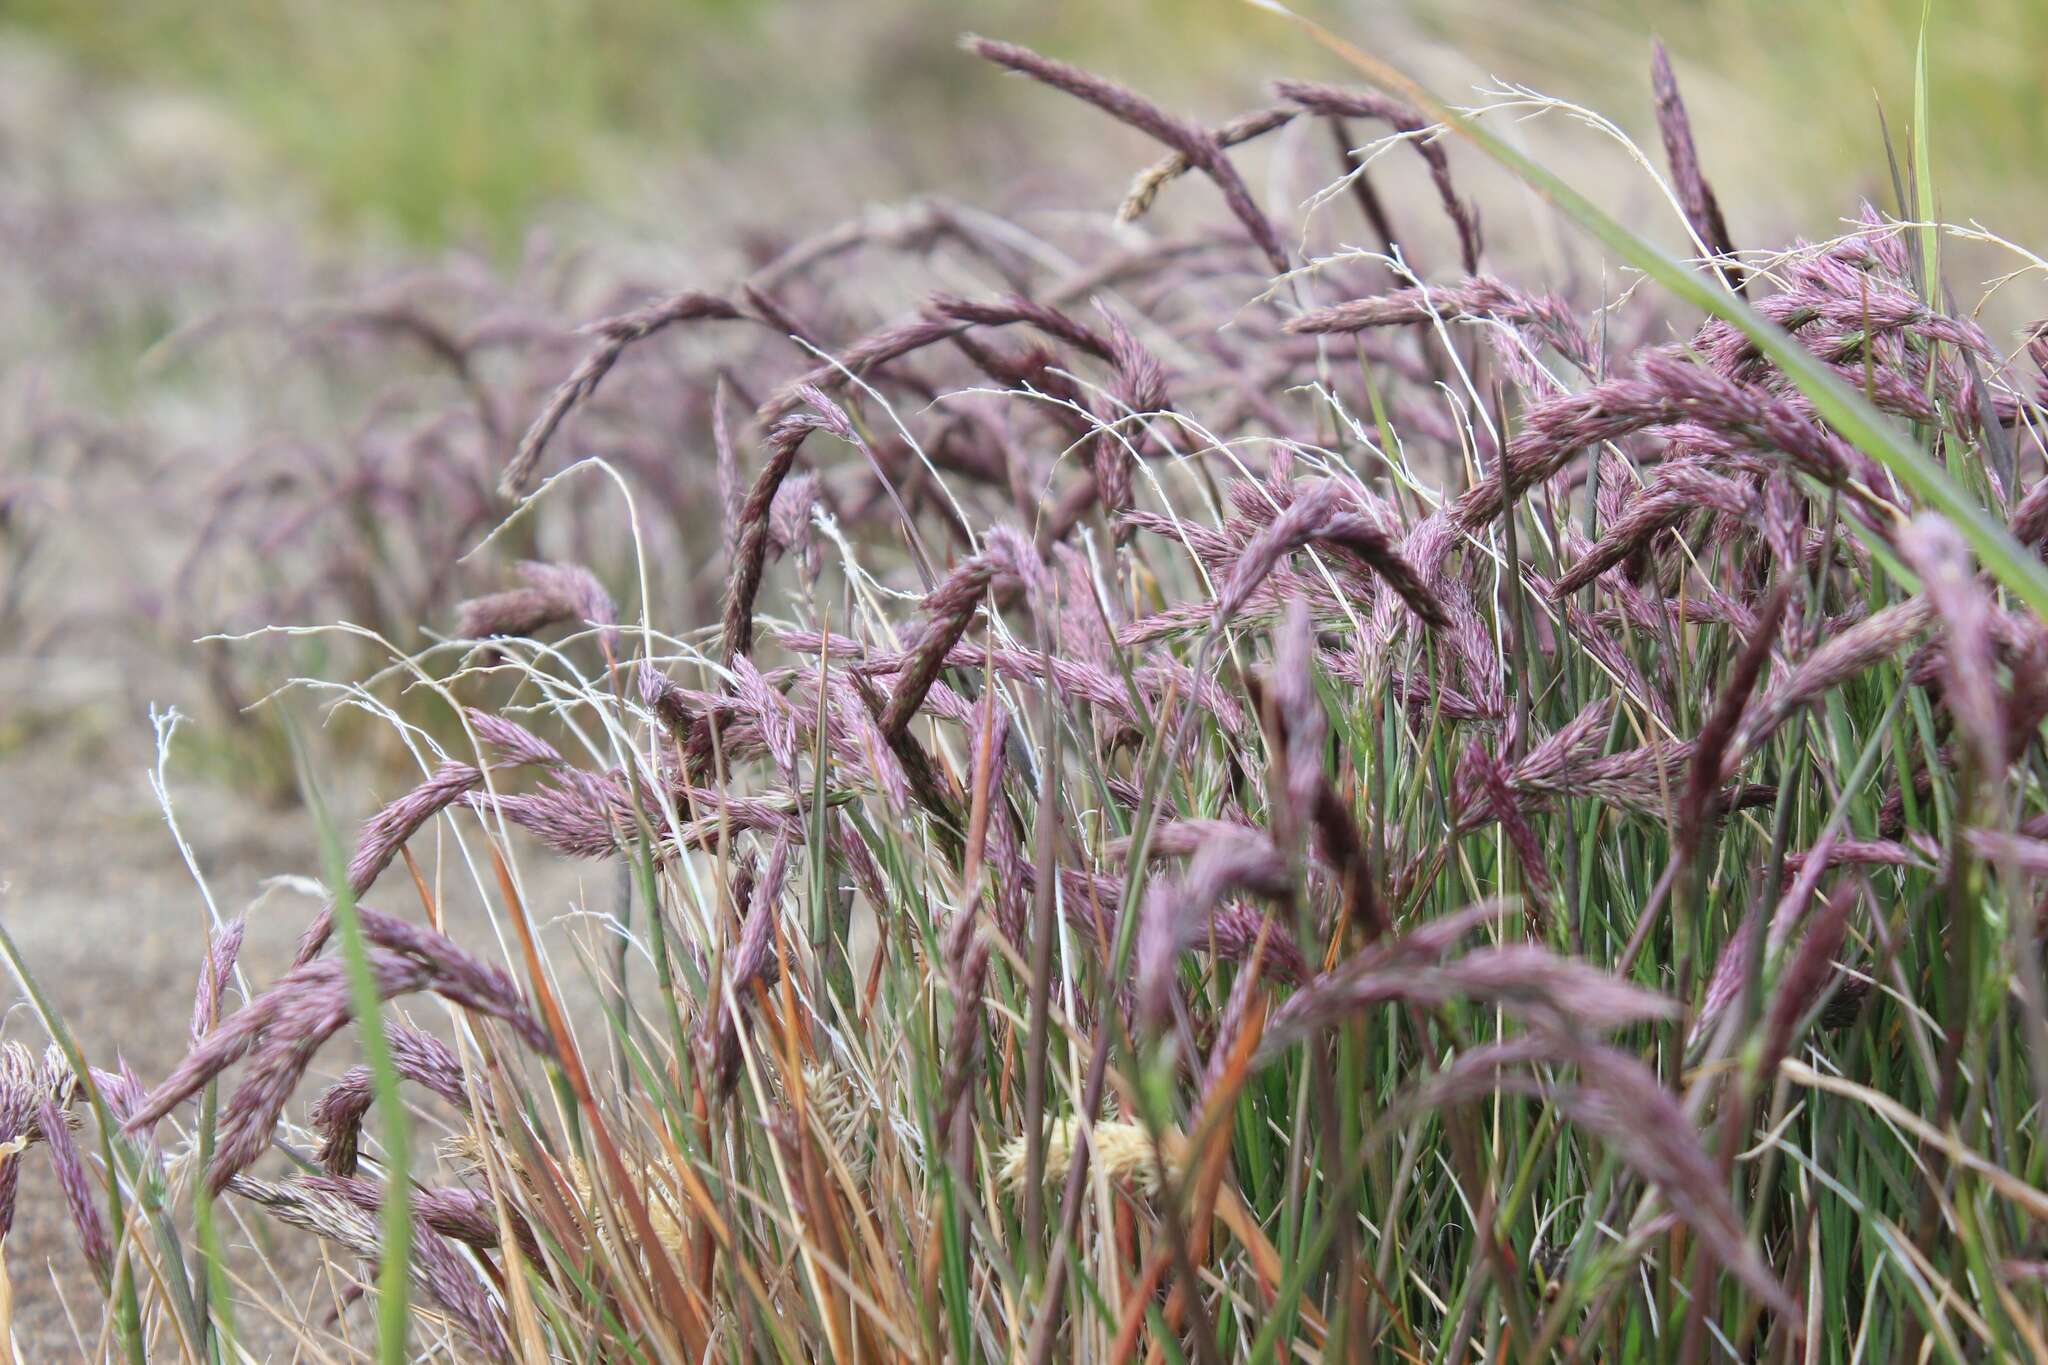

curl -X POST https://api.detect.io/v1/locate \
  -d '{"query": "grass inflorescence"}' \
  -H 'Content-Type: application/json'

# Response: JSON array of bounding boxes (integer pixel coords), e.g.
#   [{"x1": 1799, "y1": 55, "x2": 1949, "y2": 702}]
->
[{"x1": 8, "y1": 20, "x2": 2048, "y2": 1363}]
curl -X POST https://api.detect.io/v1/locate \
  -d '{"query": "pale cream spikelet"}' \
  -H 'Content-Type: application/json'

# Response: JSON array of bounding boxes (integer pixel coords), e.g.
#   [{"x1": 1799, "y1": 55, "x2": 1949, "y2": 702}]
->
[
  {"x1": 443, "y1": 1128, "x2": 690, "y2": 1263},
  {"x1": 997, "y1": 1118, "x2": 1187, "y2": 1198}
]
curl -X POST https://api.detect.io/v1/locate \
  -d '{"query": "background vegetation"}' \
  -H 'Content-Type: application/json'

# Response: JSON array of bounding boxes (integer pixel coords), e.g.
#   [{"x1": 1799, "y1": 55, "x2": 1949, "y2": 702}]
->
[{"x1": 10, "y1": 1, "x2": 2047, "y2": 248}]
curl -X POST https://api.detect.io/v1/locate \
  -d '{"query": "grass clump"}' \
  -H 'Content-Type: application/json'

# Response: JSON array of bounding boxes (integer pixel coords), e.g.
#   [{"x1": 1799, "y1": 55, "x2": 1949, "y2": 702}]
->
[{"x1": 9, "y1": 19, "x2": 2048, "y2": 1363}]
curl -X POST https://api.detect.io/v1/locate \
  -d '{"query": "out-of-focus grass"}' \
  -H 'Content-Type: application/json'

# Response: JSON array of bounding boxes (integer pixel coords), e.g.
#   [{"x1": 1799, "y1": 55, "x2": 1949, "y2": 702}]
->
[
  {"x1": 14, "y1": 1, "x2": 2045, "y2": 249},
  {"x1": 1, "y1": 0, "x2": 1292, "y2": 247},
  {"x1": 5, "y1": 0, "x2": 698, "y2": 244},
  {"x1": 1434, "y1": 0, "x2": 2048, "y2": 236}
]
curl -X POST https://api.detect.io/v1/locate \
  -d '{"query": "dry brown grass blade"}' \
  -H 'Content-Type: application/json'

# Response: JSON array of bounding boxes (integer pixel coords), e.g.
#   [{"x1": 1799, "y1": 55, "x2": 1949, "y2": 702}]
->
[
  {"x1": 960, "y1": 629, "x2": 1001, "y2": 898},
  {"x1": 685, "y1": 1083, "x2": 718, "y2": 1308},
  {"x1": 485, "y1": 839, "x2": 704, "y2": 1360},
  {"x1": 1107, "y1": 1249, "x2": 1175, "y2": 1364},
  {"x1": 0, "y1": 1254, "x2": 14, "y2": 1365},
  {"x1": 772, "y1": 916, "x2": 857, "y2": 1365},
  {"x1": 642, "y1": 1113, "x2": 786, "y2": 1327},
  {"x1": 1192, "y1": 983, "x2": 1329, "y2": 1339},
  {"x1": 399, "y1": 845, "x2": 441, "y2": 934},
  {"x1": 806, "y1": 1094, "x2": 913, "y2": 1361},
  {"x1": 481, "y1": 1167, "x2": 549, "y2": 1359},
  {"x1": 480, "y1": 1055, "x2": 588, "y2": 1285},
  {"x1": 1140, "y1": 1085, "x2": 1249, "y2": 1360},
  {"x1": 1143, "y1": 937, "x2": 1330, "y2": 1361},
  {"x1": 432, "y1": 886, "x2": 549, "y2": 1360}
]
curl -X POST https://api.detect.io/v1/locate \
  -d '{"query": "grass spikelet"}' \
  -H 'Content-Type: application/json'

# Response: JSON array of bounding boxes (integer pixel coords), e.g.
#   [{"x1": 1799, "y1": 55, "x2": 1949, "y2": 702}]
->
[
  {"x1": 998, "y1": 1119, "x2": 1183, "y2": 1198},
  {"x1": 25, "y1": 14, "x2": 2048, "y2": 1359},
  {"x1": 968, "y1": 36, "x2": 1288, "y2": 274}
]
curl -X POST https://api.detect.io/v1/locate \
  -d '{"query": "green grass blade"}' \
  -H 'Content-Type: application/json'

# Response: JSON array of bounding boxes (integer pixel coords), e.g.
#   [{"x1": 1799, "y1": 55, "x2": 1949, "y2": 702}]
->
[
  {"x1": 291, "y1": 721, "x2": 412, "y2": 1363},
  {"x1": 1914, "y1": 0, "x2": 1939, "y2": 307}
]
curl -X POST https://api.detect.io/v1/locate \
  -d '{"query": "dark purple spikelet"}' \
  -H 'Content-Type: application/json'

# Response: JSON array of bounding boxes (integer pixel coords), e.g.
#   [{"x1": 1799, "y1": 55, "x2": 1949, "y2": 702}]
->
[
  {"x1": 728, "y1": 834, "x2": 794, "y2": 1001},
  {"x1": 1682, "y1": 580, "x2": 1791, "y2": 847},
  {"x1": 730, "y1": 654, "x2": 802, "y2": 784},
  {"x1": 228, "y1": 1175, "x2": 512, "y2": 1360},
  {"x1": 1899, "y1": 516, "x2": 2004, "y2": 780},
  {"x1": 928, "y1": 292, "x2": 1116, "y2": 362},
  {"x1": 768, "y1": 470, "x2": 822, "y2": 581},
  {"x1": 1548, "y1": 1037, "x2": 1797, "y2": 1319},
  {"x1": 714, "y1": 379, "x2": 743, "y2": 563},
  {"x1": 1275, "y1": 79, "x2": 1481, "y2": 272},
  {"x1": 306, "y1": 1171, "x2": 538, "y2": 1261},
  {"x1": 1113, "y1": 817, "x2": 1266, "y2": 865},
  {"x1": 1455, "y1": 350, "x2": 1882, "y2": 531},
  {"x1": 2009, "y1": 475, "x2": 2048, "y2": 548},
  {"x1": 1121, "y1": 104, "x2": 1297, "y2": 221},
  {"x1": 1694, "y1": 829, "x2": 1845, "y2": 1047},
  {"x1": 455, "y1": 561, "x2": 616, "y2": 654},
  {"x1": 1452, "y1": 370, "x2": 1673, "y2": 529},
  {"x1": 1288, "y1": 277, "x2": 1592, "y2": 374},
  {"x1": 936, "y1": 924, "x2": 994, "y2": 1142},
  {"x1": 1258, "y1": 909, "x2": 1669, "y2": 1057},
  {"x1": 1733, "y1": 597, "x2": 1933, "y2": 757},
  {"x1": 346, "y1": 761, "x2": 485, "y2": 899},
  {"x1": 1551, "y1": 461, "x2": 1757, "y2": 596},
  {"x1": 452, "y1": 586, "x2": 560, "y2": 640},
  {"x1": 724, "y1": 395, "x2": 843, "y2": 662},
  {"x1": 1094, "y1": 307, "x2": 1171, "y2": 516},
  {"x1": 1406, "y1": 1029, "x2": 1793, "y2": 1320},
  {"x1": 778, "y1": 627, "x2": 1244, "y2": 736},
  {"x1": 353, "y1": 909, "x2": 549, "y2": 1053},
  {"x1": 89, "y1": 1061, "x2": 148, "y2": 1132},
  {"x1": 206, "y1": 957, "x2": 426, "y2": 1191},
  {"x1": 504, "y1": 288, "x2": 744, "y2": 496},
  {"x1": 707, "y1": 834, "x2": 794, "y2": 1093},
  {"x1": 1635, "y1": 353, "x2": 1876, "y2": 494},
  {"x1": 295, "y1": 760, "x2": 485, "y2": 965},
  {"x1": 1213, "y1": 480, "x2": 1447, "y2": 631},
  {"x1": 1269, "y1": 597, "x2": 1328, "y2": 827},
  {"x1": 473, "y1": 767, "x2": 636, "y2": 859},
  {"x1": 136, "y1": 912, "x2": 544, "y2": 1192},
  {"x1": 466, "y1": 708, "x2": 564, "y2": 769},
  {"x1": 1761, "y1": 884, "x2": 1859, "y2": 1076},
  {"x1": 1455, "y1": 741, "x2": 1553, "y2": 900},
  {"x1": 1781, "y1": 836, "x2": 1924, "y2": 877},
  {"x1": 0, "y1": 1043, "x2": 76, "y2": 1240},
  {"x1": 314, "y1": 1024, "x2": 468, "y2": 1176},
  {"x1": 969, "y1": 37, "x2": 1287, "y2": 275},
  {"x1": 411, "y1": 1224, "x2": 513, "y2": 1360},
  {"x1": 1694, "y1": 901, "x2": 1765, "y2": 1051},
  {"x1": 1135, "y1": 826, "x2": 1295, "y2": 1031},
  {"x1": 191, "y1": 917, "x2": 246, "y2": 1042},
  {"x1": 828, "y1": 673, "x2": 914, "y2": 815},
  {"x1": 1434, "y1": 945, "x2": 1674, "y2": 1029},
  {"x1": 879, "y1": 526, "x2": 1048, "y2": 739},
  {"x1": 37, "y1": 1096, "x2": 112, "y2": 1281},
  {"x1": 1649, "y1": 42, "x2": 1740, "y2": 273},
  {"x1": 757, "y1": 315, "x2": 962, "y2": 426},
  {"x1": 638, "y1": 662, "x2": 697, "y2": 743},
  {"x1": 515, "y1": 561, "x2": 616, "y2": 633}
]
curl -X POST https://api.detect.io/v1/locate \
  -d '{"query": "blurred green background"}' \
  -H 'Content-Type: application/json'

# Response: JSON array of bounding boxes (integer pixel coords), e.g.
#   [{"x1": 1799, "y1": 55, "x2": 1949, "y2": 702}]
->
[{"x1": 7, "y1": 0, "x2": 2041, "y2": 250}]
